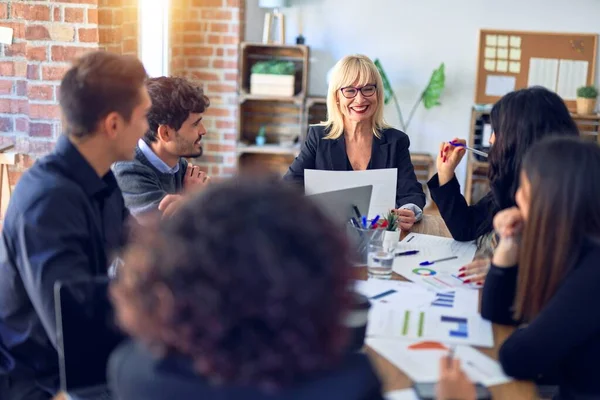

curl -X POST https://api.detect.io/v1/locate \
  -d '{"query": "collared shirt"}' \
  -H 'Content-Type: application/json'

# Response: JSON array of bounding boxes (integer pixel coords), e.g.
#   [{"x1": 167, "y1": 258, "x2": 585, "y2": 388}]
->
[
  {"x1": 0, "y1": 135, "x2": 129, "y2": 383},
  {"x1": 137, "y1": 139, "x2": 179, "y2": 174}
]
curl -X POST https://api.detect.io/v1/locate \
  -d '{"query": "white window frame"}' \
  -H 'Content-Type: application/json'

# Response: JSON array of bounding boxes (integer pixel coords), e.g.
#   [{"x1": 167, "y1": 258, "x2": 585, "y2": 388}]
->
[{"x1": 138, "y1": 0, "x2": 170, "y2": 77}]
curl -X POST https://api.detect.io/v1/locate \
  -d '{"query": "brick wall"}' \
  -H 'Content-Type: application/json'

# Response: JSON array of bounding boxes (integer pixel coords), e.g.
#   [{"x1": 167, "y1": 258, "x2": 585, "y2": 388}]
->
[
  {"x1": 170, "y1": 0, "x2": 242, "y2": 177},
  {"x1": 98, "y1": 0, "x2": 138, "y2": 55}
]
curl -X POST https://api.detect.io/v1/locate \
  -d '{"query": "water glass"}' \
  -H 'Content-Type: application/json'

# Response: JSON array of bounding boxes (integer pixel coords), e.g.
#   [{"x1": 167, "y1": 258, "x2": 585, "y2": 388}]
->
[{"x1": 367, "y1": 243, "x2": 394, "y2": 279}]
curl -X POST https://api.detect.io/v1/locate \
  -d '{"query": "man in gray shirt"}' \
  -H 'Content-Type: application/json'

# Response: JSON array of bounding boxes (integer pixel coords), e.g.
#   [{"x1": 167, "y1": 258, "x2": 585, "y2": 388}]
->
[{"x1": 113, "y1": 76, "x2": 210, "y2": 220}]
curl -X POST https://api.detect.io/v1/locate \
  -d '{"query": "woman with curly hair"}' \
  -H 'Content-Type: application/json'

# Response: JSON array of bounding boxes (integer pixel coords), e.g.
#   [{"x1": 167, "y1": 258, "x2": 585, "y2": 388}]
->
[{"x1": 107, "y1": 177, "x2": 385, "y2": 399}]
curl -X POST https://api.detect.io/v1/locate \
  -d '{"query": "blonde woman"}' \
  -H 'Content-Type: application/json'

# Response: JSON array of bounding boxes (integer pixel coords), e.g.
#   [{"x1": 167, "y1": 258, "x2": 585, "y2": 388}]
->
[{"x1": 284, "y1": 55, "x2": 425, "y2": 230}]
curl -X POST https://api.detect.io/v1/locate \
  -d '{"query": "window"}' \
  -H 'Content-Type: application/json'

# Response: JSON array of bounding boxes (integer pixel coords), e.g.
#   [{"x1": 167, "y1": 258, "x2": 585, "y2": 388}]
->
[{"x1": 138, "y1": 0, "x2": 170, "y2": 77}]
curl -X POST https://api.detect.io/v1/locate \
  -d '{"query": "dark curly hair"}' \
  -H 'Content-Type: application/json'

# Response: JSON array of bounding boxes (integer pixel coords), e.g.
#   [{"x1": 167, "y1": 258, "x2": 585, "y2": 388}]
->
[
  {"x1": 110, "y1": 177, "x2": 353, "y2": 389},
  {"x1": 143, "y1": 76, "x2": 210, "y2": 143},
  {"x1": 476, "y1": 86, "x2": 579, "y2": 237}
]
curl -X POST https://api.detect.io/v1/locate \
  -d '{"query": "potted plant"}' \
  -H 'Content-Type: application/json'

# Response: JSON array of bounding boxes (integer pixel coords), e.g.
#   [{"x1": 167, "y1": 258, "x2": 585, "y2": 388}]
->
[
  {"x1": 374, "y1": 60, "x2": 446, "y2": 132},
  {"x1": 250, "y1": 60, "x2": 296, "y2": 97},
  {"x1": 381, "y1": 210, "x2": 400, "y2": 252},
  {"x1": 576, "y1": 85, "x2": 598, "y2": 115},
  {"x1": 255, "y1": 125, "x2": 267, "y2": 146}
]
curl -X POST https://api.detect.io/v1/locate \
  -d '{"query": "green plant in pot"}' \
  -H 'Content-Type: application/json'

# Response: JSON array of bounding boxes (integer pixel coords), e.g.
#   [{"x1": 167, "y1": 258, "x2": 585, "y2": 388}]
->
[
  {"x1": 381, "y1": 210, "x2": 400, "y2": 252},
  {"x1": 374, "y1": 59, "x2": 446, "y2": 133},
  {"x1": 576, "y1": 85, "x2": 598, "y2": 115},
  {"x1": 250, "y1": 60, "x2": 296, "y2": 97},
  {"x1": 256, "y1": 125, "x2": 266, "y2": 146}
]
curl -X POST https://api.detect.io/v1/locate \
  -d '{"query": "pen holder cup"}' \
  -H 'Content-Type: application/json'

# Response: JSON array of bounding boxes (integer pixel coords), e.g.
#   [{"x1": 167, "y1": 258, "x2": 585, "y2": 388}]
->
[{"x1": 347, "y1": 223, "x2": 385, "y2": 266}]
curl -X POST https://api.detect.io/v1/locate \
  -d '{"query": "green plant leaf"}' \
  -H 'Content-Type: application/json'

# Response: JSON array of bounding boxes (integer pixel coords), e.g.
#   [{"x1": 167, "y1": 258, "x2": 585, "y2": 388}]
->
[
  {"x1": 374, "y1": 59, "x2": 394, "y2": 105},
  {"x1": 422, "y1": 63, "x2": 445, "y2": 109},
  {"x1": 251, "y1": 60, "x2": 295, "y2": 75}
]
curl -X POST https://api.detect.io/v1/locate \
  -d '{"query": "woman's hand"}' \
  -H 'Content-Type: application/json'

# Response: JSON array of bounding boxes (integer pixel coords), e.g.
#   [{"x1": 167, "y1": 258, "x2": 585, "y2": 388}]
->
[
  {"x1": 458, "y1": 258, "x2": 490, "y2": 286},
  {"x1": 492, "y1": 207, "x2": 524, "y2": 267},
  {"x1": 394, "y1": 208, "x2": 416, "y2": 231},
  {"x1": 436, "y1": 356, "x2": 476, "y2": 400},
  {"x1": 437, "y1": 138, "x2": 467, "y2": 186}
]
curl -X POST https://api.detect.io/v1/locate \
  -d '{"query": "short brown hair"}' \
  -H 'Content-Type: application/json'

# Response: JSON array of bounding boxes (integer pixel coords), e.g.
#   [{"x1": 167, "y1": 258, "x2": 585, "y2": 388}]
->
[
  {"x1": 59, "y1": 51, "x2": 148, "y2": 138},
  {"x1": 143, "y1": 76, "x2": 210, "y2": 143}
]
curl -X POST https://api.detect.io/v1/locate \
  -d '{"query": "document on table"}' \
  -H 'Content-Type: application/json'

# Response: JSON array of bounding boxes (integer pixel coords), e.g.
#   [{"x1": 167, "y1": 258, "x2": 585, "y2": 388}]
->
[
  {"x1": 393, "y1": 233, "x2": 478, "y2": 291},
  {"x1": 368, "y1": 338, "x2": 512, "y2": 386},
  {"x1": 367, "y1": 304, "x2": 494, "y2": 348},
  {"x1": 304, "y1": 168, "x2": 397, "y2": 219}
]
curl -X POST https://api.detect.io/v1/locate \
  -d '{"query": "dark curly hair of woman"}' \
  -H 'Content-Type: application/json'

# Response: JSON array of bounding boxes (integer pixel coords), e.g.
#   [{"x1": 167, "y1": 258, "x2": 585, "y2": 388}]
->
[{"x1": 110, "y1": 177, "x2": 353, "y2": 390}]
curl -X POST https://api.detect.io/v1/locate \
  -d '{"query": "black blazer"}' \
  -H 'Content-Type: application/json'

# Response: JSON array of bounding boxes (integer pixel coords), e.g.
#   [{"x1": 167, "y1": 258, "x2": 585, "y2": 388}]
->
[
  {"x1": 108, "y1": 340, "x2": 385, "y2": 400},
  {"x1": 427, "y1": 174, "x2": 496, "y2": 241},
  {"x1": 284, "y1": 125, "x2": 426, "y2": 210}
]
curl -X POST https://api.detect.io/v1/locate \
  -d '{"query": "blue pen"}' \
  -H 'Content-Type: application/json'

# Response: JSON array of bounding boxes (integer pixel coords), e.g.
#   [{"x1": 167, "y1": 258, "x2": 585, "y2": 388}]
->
[
  {"x1": 369, "y1": 215, "x2": 380, "y2": 228},
  {"x1": 419, "y1": 256, "x2": 458, "y2": 266},
  {"x1": 395, "y1": 250, "x2": 419, "y2": 257},
  {"x1": 350, "y1": 217, "x2": 360, "y2": 228},
  {"x1": 361, "y1": 216, "x2": 367, "y2": 229},
  {"x1": 448, "y1": 141, "x2": 489, "y2": 158}
]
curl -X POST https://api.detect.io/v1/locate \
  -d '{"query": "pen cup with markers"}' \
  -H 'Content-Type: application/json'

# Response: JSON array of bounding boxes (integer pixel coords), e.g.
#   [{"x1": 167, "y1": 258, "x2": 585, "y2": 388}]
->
[{"x1": 347, "y1": 222, "x2": 384, "y2": 266}]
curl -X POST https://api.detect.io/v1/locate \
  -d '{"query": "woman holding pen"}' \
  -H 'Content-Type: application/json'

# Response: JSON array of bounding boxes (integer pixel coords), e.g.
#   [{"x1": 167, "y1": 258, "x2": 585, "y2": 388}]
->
[{"x1": 427, "y1": 86, "x2": 579, "y2": 284}]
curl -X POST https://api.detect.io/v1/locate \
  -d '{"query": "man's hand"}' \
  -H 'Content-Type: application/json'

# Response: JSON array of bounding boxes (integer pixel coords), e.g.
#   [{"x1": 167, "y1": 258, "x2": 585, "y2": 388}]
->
[
  {"x1": 184, "y1": 164, "x2": 210, "y2": 193},
  {"x1": 158, "y1": 194, "x2": 185, "y2": 218}
]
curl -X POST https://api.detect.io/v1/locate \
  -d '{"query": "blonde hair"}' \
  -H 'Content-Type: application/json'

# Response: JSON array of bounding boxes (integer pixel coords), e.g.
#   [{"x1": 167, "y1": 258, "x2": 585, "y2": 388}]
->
[{"x1": 322, "y1": 54, "x2": 389, "y2": 140}]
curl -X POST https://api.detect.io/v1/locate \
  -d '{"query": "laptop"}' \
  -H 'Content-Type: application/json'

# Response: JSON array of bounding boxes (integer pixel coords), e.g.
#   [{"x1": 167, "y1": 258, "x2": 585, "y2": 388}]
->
[
  {"x1": 306, "y1": 185, "x2": 373, "y2": 227},
  {"x1": 54, "y1": 277, "x2": 125, "y2": 400}
]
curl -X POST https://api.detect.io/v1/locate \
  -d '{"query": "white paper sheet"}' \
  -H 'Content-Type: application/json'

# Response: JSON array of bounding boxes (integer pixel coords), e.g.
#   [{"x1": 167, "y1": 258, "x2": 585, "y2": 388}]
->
[
  {"x1": 304, "y1": 168, "x2": 397, "y2": 219},
  {"x1": 557, "y1": 59, "x2": 589, "y2": 100},
  {"x1": 485, "y1": 75, "x2": 515, "y2": 97},
  {"x1": 368, "y1": 338, "x2": 512, "y2": 386},
  {"x1": 354, "y1": 279, "x2": 479, "y2": 315},
  {"x1": 385, "y1": 388, "x2": 419, "y2": 400},
  {"x1": 528, "y1": 58, "x2": 559, "y2": 90},
  {"x1": 367, "y1": 305, "x2": 494, "y2": 348},
  {"x1": 392, "y1": 233, "x2": 478, "y2": 291}
]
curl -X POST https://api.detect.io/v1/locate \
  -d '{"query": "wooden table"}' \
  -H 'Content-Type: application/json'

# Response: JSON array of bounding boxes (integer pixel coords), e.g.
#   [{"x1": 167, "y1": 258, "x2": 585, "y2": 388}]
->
[{"x1": 359, "y1": 214, "x2": 538, "y2": 399}]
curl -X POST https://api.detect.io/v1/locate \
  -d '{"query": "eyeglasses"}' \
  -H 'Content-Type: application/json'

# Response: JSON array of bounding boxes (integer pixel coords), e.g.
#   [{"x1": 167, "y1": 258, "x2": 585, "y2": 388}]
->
[{"x1": 340, "y1": 84, "x2": 377, "y2": 99}]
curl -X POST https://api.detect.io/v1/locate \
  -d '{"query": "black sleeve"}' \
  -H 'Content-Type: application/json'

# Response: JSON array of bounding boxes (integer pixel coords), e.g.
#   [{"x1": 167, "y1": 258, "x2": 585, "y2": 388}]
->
[
  {"x1": 427, "y1": 174, "x2": 493, "y2": 241},
  {"x1": 283, "y1": 126, "x2": 319, "y2": 189},
  {"x1": 490, "y1": 255, "x2": 600, "y2": 381},
  {"x1": 481, "y1": 264, "x2": 519, "y2": 326},
  {"x1": 394, "y1": 135, "x2": 426, "y2": 210}
]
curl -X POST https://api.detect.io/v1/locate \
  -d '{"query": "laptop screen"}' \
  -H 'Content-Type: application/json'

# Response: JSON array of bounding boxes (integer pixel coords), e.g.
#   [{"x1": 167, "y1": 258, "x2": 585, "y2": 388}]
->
[
  {"x1": 54, "y1": 277, "x2": 125, "y2": 391},
  {"x1": 306, "y1": 185, "x2": 372, "y2": 227}
]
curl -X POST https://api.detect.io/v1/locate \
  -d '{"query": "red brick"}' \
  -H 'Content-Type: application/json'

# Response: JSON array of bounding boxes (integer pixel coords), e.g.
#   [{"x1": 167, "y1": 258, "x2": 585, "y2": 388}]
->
[
  {"x1": 27, "y1": 65, "x2": 41, "y2": 80},
  {"x1": 51, "y1": 45, "x2": 93, "y2": 62},
  {"x1": 223, "y1": 35, "x2": 238, "y2": 45},
  {"x1": 28, "y1": 141, "x2": 56, "y2": 156},
  {"x1": 98, "y1": 9, "x2": 112, "y2": 25},
  {"x1": 226, "y1": 48, "x2": 237, "y2": 57},
  {"x1": 53, "y1": 0, "x2": 96, "y2": 4},
  {"x1": 65, "y1": 8, "x2": 85, "y2": 23},
  {"x1": 216, "y1": 48, "x2": 224, "y2": 56},
  {"x1": 205, "y1": 106, "x2": 233, "y2": 117},
  {"x1": 0, "y1": 99, "x2": 28, "y2": 114},
  {"x1": 41, "y1": 65, "x2": 69, "y2": 81},
  {"x1": 16, "y1": 80, "x2": 27, "y2": 96},
  {"x1": 227, "y1": 0, "x2": 240, "y2": 6},
  {"x1": 212, "y1": 59, "x2": 237, "y2": 69},
  {"x1": 99, "y1": 28, "x2": 121, "y2": 44},
  {"x1": 27, "y1": 46, "x2": 48, "y2": 62},
  {"x1": 0, "y1": 4, "x2": 7, "y2": 19},
  {"x1": 114, "y1": 9, "x2": 125, "y2": 25},
  {"x1": 183, "y1": 46, "x2": 214, "y2": 57},
  {"x1": 122, "y1": 39, "x2": 137, "y2": 55},
  {"x1": 207, "y1": 35, "x2": 221, "y2": 45},
  {"x1": 15, "y1": 118, "x2": 29, "y2": 133},
  {"x1": 186, "y1": 58, "x2": 211, "y2": 68},
  {"x1": 25, "y1": 25, "x2": 51, "y2": 41},
  {"x1": 5, "y1": 42, "x2": 26, "y2": 57},
  {"x1": 0, "y1": 81, "x2": 12, "y2": 95},
  {"x1": 1, "y1": 22, "x2": 26, "y2": 40},
  {"x1": 29, "y1": 104, "x2": 61, "y2": 120},
  {"x1": 191, "y1": 71, "x2": 220, "y2": 81},
  {"x1": 78, "y1": 28, "x2": 98, "y2": 43},
  {"x1": 183, "y1": 22, "x2": 203, "y2": 31},
  {"x1": 53, "y1": 6, "x2": 61, "y2": 22},
  {"x1": 0, "y1": 62, "x2": 15, "y2": 77},
  {"x1": 0, "y1": 118, "x2": 13, "y2": 133},
  {"x1": 184, "y1": 33, "x2": 204, "y2": 43},
  {"x1": 207, "y1": 83, "x2": 236, "y2": 93},
  {"x1": 191, "y1": 0, "x2": 224, "y2": 6},
  {"x1": 201, "y1": 9, "x2": 232, "y2": 20},
  {"x1": 224, "y1": 133, "x2": 237, "y2": 141},
  {"x1": 87, "y1": 9, "x2": 98, "y2": 24},
  {"x1": 30, "y1": 122, "x2": 53, "y2": 138},
  {"x1": 11, "y1": 4, "x2": 51, "y2": 21},
  {"x1": 216, "y1": 120, "x2": 236, "y2": 129},
  {"x1": 210, "y1": 23, "x2": 228, "y2": 33},
  {"x1": 224, "y1": 72, "x2": 237, "y2": 82},
  {"x1": 122, "y1": 22, "x2": 136, "y2": 37},
  {"x1": 28, "y1": 84, "x2": 54, "y2": 101}
]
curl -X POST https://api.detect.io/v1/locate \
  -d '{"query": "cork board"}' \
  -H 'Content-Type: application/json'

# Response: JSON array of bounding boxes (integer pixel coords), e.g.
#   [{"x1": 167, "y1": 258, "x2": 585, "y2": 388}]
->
[{"x1": 475, "y1": 29, "x2": 598, "y2": 110}]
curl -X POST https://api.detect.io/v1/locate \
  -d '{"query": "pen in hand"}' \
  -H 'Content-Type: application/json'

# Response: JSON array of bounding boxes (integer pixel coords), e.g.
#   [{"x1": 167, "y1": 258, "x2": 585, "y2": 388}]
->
[{"x1": 448, "y1": 140, "x2": 488, "y2": 158}]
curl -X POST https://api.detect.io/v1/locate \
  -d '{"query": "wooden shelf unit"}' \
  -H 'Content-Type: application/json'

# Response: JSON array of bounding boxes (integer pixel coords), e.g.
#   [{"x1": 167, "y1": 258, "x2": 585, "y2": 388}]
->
[
  {"x1": 236, "y1": 43, "x2": 310, "y2": 174},
  {"x1": 464, "y1": 108, "x2": 600, "y2": 204}
]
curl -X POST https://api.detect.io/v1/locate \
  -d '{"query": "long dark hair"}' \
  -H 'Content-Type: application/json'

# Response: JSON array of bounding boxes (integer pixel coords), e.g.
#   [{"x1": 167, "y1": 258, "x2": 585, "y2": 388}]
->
[
  {"x1": 477, "y1": 87, "x2": 579, "y2": 237},
  {"x1": 515, "y1": 137, "x2": 600, "y2": 320}
]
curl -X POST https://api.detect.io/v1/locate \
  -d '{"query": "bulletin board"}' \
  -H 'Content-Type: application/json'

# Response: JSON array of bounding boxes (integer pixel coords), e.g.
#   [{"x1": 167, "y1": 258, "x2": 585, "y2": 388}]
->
[{"x1": 475, "y1": 29, "x2": 598, "y2": 110}]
